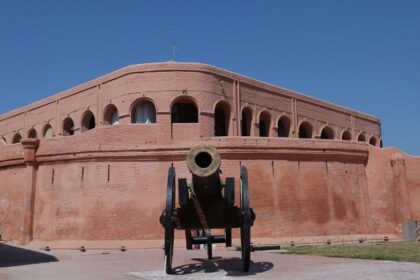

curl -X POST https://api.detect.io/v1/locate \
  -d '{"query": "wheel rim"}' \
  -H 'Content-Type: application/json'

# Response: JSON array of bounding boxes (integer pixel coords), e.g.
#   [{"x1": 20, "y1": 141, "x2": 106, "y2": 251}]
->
[
  {"x1": 164, "y1": 167, "x2": 175, "y2": 274},
  {"x1": 240, "y1": 166, "x2": 251, "y2": 272}
]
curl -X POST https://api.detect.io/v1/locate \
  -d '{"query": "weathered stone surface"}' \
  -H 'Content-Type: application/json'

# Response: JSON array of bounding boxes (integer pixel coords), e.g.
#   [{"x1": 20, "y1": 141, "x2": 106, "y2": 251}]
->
[{"x1": 0, "y1": 62, "x2": 417, "y2": 247}]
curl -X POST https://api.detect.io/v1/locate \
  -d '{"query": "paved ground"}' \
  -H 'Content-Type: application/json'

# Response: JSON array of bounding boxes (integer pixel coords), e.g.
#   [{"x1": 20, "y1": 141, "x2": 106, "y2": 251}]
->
[{"x1": 1, "y1": 243, "x2": 420, "y2": 280}]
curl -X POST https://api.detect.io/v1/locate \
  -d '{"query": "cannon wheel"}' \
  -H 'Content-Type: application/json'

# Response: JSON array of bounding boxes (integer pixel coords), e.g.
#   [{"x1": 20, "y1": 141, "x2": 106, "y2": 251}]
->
[
  {"x1": 164, "y1": 166, "x2": 176, "y2": 274},
  {"x1": 206, "y1": 229, "x2": 213, "y2": 260},
  {"x1": 185, "y1": 230, "x2": 192, "y2": 250},
  {"x1": 225, "y1": 228, "x2": 232, "y2": 247},
  {"x1": 240, "y1": 166, "x2": 251, "y2": 272}
]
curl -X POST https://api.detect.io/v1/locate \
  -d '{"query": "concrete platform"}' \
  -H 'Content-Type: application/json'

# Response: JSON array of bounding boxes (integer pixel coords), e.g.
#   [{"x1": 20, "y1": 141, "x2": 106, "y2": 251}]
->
[{"x1": 1, "y1": 243, "x2": 420, "y2": 280}]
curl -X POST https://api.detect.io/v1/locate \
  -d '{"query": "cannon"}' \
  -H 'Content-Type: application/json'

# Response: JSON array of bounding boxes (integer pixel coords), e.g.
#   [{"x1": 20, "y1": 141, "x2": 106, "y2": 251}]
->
[{"x1": 159, "y1": 144, "x2": 256, "y2": 274}]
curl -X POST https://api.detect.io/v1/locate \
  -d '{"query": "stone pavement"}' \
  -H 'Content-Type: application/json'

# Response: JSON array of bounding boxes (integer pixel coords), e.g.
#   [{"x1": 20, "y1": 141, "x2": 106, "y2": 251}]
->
[{"x1": 1, "y1": 243, "x2": 420, "y2": 280}]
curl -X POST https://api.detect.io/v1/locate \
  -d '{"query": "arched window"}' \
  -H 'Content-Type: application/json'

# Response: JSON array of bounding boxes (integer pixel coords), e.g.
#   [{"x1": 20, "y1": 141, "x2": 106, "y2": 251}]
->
[
  {"x1": 357, "y1": 133, "x2": 366, "y2": 142},
  {"x1": 259, "y1": 111, "x2": 271, "y2": 137},
  {"x1": 277, "y1": 116, "x2": 290, "y2": 137},
  {"x1": 132, "y1": 100, "x2": 157, "y2": 124},
  {"x1": 241, "y1": 107, "x2": 253, "y2": 136},
  {"x1": 214, "y1": 101, "x2": 230, "y2": 136},
  {"x1": 369, "y1": 136, "x2": 377, "y2": 146},
  {"x1": 43, "y1": 124, "x2": 53, "y2": 139},
  {"x1": 171, "y1": 99, "x2": 197, "y2": 123},
  {"x1": 27, "y1": 128, "x2": 38, "y2": 139},
  {"x1": 342, "y1": 130, "x2": 352, "y2": 141},
  {"x1": 104, "y1": 104, "x2": 119, "y2": 125},
  {"x1": 62, "y1": 117, "x2": 75, "y2": 136},
  {"x1": 298, "y1": 121, "x2": 313, "y2": 139},
  {"x1": 81, "y1": 110, "x2": 96, "y2": 132},
  {"x1": 12, "y1": 133, "x2": 22, "y2": 144},
  {"x1": 320, "y1": 126, "x2": 335, "y2": 140}
]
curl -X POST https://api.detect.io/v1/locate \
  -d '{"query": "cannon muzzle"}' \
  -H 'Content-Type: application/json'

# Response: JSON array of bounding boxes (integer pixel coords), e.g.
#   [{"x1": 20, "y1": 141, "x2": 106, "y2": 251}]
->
[{"x1": 186, "y1": 144, "x2": 222, "y2": 199}]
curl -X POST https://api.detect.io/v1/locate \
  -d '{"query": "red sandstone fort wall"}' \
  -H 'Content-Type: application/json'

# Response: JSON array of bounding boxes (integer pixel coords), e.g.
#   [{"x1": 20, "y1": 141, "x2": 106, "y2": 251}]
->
[
  {"x1": 0, "y1": 63, "x2": 381, "y2": 145},
  {"x1": 0, "y1": 126, "x2": 419, "y2": 247},
  {"x1": 0, "y1": 63, "x2": 407, "y2": 249}
]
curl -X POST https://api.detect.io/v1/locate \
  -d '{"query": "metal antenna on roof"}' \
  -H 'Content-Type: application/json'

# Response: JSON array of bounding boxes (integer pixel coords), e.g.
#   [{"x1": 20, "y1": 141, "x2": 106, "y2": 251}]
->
[{"x1": 172, "y1": 42, "x2": 176, "y2": 61}]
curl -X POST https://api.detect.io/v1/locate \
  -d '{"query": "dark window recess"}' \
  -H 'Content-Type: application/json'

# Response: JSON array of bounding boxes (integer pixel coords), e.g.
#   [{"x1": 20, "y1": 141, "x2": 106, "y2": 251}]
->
[
  {"x1": 12, "y1": 134, "x2": 22, "y2": 143},
  {"x1": 369, "y1": 137, "x2": 377, "y2": 146},
  {"x1": 299, "y1": 125, "x2": 309, "y2": 138},
  {"x1": 342, "y1": 131, "x2": 351, "y2": 140},
  {"x1": 241, "y1": 109, "x2": 252, "y2": 136},
  {"x1": 63, "y1": 118, "x2": 75, "y2": 136},
  {"x1": 88, "y1": 116, "x2": 95, "y2": 129},
  {"x1": 28, "y1": 129, "x2": 37, "y2": 139},
  {"x1": 277, "y1": 118, "x2": 290, "y2": 137},
  {"x1": 81, "y1": 111, "x2": 96, "y2": 132},
  {"x1": 259, "y1": 120, "x2": 268, "y2": 137},
  {"x1": 214, "y1": 107, "x2": 227, "y2": 136},
  {"x1": 171, "y1": 103, "x2": 198, "y2": 123},
  {"x1": 278, "y1": 124, "x2": 286, "y2": 137}
]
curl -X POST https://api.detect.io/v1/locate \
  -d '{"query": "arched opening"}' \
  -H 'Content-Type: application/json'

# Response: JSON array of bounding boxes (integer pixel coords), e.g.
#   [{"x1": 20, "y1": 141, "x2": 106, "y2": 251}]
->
[
  {"x1": 277, "y1": 116, "x2": 290, "y2": 137},
  {"x1": 259, "y1": 111, "x2": 271, "y2": 137},
  {"x1": 214, "y1": 102, "x2": 230, "y2": 136},
  {"x1": 357, "y1": 133, "x2": 366, "y2": 142},
  {"x1": 132, "y1": 100, "x2": 157, "y2": 124},
  {"x1": 320, "y1": 126, "x2": 335, "y2": 140},
  {"x1": 43, "y1": 124, "x2": 53, "y2": 139},
  {"x1": 241, "y1": 107, "x2": 253, "y2": 136},
  {"x1": 298, "y1": 121, "x2": 313, "y2": 139},
  {"x1": 369, "y1": 136, "x2": 377, "y2": 146},
  {"x1": 380, "y1": 139, "x2": 383, "y2": 148},
  {"x1": 27, "y1": 128, "x2": 38, "y2": 139},
  {"x1": 81, "y1": 110, "x2": 96, "y2": 132},
  {"x1": 104, "y1": 104, "x2": 119, "y2": 125},
  {"x1": 62, "y1": 117, "x2": 75, "y2": 136},
  {"x1": 342, "y1": 130, "x2": 352, "y2": 141},
  {"x1": 1, "y1": 137, "x2": 6, "y2": 144},
  {"x1": 171, "y1": 98, "x2": 198, "y2": 123},
  {"x1": 12, "y1": 133, "x2": 22, "y2": 144}
]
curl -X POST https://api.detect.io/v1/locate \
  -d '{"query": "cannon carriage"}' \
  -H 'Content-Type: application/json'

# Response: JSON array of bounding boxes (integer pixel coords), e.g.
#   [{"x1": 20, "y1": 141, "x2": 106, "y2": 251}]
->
[{"x1": 159, "y1": 144, "x2": 256, "y2": 274}]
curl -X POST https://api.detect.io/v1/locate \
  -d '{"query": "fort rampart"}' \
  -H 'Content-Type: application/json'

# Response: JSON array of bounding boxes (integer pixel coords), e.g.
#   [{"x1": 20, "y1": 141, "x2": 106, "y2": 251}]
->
[{"x1": 1, "y1": 63, "x2": 418, "y2": 249}]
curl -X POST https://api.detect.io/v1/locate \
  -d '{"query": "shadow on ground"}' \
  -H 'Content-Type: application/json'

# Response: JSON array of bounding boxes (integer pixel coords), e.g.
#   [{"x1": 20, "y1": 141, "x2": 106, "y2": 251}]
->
[
  {"x1": 0, "y1": 243, "x2": 58, "y2": 267},
  {"x1": 172, "y1": 256, "x2": 273, "y2": 276}
]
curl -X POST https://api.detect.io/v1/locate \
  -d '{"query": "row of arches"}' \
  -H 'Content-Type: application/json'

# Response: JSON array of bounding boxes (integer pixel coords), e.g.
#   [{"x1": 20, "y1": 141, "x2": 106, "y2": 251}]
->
[
  {"x1": 7, "y1": 98, "x2": 199, "y2": 143},
  {"x1": 8, "y1": 124, "x2": 54, "y2": 144},
  {"x1": 4, "y1": 96, "x2": 381, "y2": 147},
  {"x1": 239, "y1": 106, "x2": 381, "y2": 146}
]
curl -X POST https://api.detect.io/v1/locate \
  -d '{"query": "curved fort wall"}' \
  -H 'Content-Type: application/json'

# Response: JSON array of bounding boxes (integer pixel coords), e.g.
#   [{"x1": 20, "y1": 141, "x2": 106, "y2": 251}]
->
[
  {"x1": 0, "y1": 63, "x2": 381, "y2": 144},
  {"x1": 0, "y1": 62, "x2": 418, "y2": 248}
]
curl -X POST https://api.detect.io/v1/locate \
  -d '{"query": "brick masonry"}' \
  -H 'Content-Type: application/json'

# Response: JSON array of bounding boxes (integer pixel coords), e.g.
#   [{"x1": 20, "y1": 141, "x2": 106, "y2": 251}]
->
[{"x1": 0, "y1": 62, "x2": 418, "y2": 248}]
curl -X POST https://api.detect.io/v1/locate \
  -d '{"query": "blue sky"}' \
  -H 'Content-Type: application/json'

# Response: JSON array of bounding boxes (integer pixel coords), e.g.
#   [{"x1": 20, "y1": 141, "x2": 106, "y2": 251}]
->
[{"x1": 0, "y1": 1, "x2": 419, "y2": 154}]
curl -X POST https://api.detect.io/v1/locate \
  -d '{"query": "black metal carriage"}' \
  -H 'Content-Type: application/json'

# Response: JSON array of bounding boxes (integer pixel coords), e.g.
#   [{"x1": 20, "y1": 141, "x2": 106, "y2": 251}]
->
[{"x1": 159, "y1": 144, "x2": 256, "y2": 274}]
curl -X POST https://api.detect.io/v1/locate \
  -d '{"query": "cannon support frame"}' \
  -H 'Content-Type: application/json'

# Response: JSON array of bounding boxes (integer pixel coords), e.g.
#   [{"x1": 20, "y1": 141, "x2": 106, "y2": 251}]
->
[{"x1": 160, "y1": 145, "x2": 255, "y2": 274}]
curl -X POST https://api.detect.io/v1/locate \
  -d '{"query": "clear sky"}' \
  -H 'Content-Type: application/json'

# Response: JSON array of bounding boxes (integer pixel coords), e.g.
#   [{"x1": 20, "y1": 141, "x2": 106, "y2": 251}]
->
[{"x1": 0, "y1": 1, "x2": 419, "y2": 154}]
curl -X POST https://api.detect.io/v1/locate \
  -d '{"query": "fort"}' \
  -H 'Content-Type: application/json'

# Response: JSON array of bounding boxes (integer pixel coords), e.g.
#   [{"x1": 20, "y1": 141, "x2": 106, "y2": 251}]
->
[{"x1": 0, "y1": 62, "x2": 419, "y2": 249}]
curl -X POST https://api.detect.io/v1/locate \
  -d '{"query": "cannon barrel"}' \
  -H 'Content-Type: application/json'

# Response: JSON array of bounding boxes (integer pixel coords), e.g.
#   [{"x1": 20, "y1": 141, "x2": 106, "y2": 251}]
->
[{"x1": 186, "y1": 144, "x2": 222, "y2": 199}]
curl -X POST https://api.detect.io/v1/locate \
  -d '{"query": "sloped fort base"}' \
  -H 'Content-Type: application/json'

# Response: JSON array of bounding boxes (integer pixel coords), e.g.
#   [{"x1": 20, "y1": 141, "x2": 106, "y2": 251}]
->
[{"x1": 0, "y1": 130, "x2": 419, "y2": 246}]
